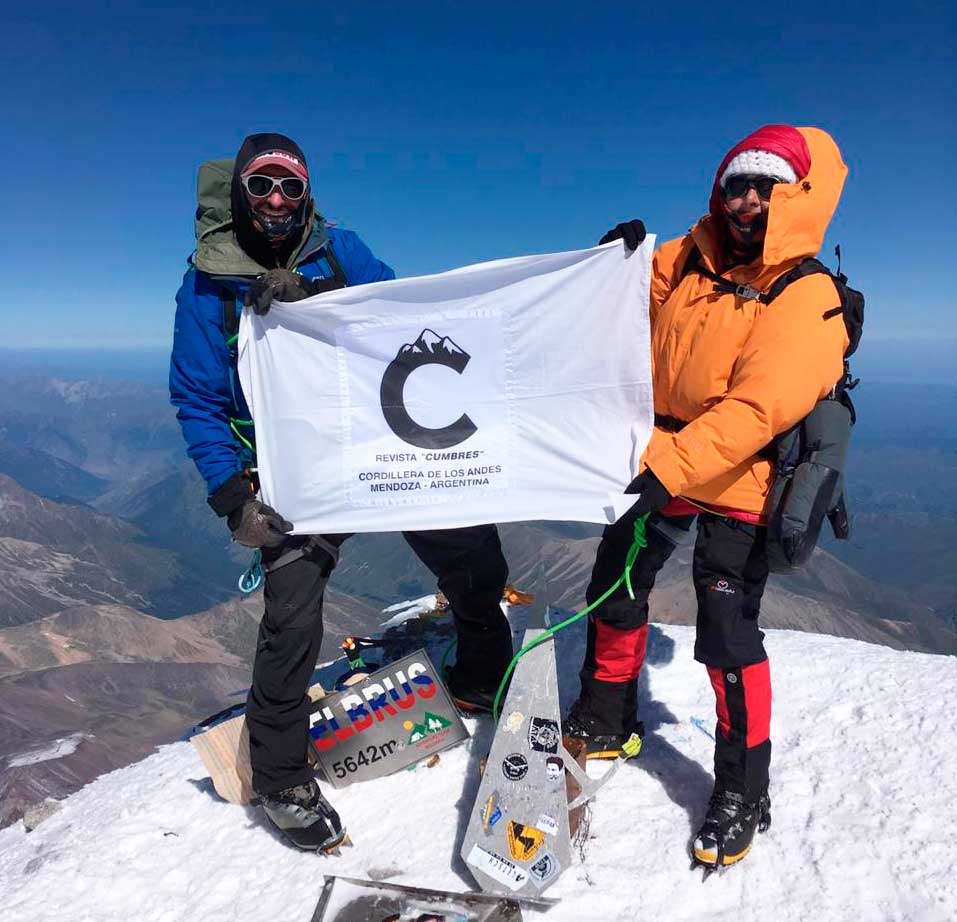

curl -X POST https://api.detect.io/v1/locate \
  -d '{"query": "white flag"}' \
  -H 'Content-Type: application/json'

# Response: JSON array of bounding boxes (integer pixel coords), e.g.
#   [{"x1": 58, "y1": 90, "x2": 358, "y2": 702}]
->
[{"x1": 238, "y1": 239, "x2": 654, "y2": 534}]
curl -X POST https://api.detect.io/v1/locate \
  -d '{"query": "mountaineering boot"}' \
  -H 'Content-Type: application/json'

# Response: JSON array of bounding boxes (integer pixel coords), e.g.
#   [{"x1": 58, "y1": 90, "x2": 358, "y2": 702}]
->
[
  {"x1": 444, "y1": 666, "x2": 509, "y2": 715},
  {"x1": 564, "y1": 676, "x2": 643, "y2": 760},
  {"x1": 691, "y1": 787, "x2": 771, "y2": 869},
  {"x1": 260, "y1": 778, "x2": 346, "y2": 852},
  {"x1": 563, "y1": 705, "x2": 644, "y2": 760}
]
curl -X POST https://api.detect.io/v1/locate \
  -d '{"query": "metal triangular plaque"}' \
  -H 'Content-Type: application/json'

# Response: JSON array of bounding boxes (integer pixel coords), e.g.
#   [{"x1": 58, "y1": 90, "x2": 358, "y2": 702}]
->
[{"x1": 461, "y1": 627, "x2": 572, "y2": 898}]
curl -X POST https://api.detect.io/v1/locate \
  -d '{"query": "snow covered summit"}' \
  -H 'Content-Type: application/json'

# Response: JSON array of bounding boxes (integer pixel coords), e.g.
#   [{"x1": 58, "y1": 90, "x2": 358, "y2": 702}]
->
[{"x1": 0, "y1": 624, "x2": 954, "y2": 922}]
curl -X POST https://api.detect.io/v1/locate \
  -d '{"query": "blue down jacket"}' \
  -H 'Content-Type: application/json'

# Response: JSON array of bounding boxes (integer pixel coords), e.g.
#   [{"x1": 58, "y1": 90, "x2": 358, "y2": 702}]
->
[{"x1": 169, "y1": 225, "x2": 394, "y2": 494}]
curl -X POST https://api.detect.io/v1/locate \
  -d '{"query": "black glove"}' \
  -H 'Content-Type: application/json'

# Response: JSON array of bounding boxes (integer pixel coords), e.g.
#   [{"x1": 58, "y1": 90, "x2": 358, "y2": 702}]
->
[
  {"x1": 244, "y1": 268, "x2": 318, "y2": 316},
  {"x1": 623, "y1": 469, "x2": 673, "y2": 518},
  {"x1": 207, "y1": 470, "x2": 293, "y2": 549},
  {"x1": 599, "y1": 219, "x2": 647, "y2": 251},
  {"x1": 227, "y1": 499, "x2": 294, "y2": 549}
]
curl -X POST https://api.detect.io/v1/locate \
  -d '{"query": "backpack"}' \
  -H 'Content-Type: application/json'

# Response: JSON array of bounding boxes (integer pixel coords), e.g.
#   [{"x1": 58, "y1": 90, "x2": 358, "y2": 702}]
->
[{"x1": 680, "y1": 245, "x2": 865, "y2": 571}]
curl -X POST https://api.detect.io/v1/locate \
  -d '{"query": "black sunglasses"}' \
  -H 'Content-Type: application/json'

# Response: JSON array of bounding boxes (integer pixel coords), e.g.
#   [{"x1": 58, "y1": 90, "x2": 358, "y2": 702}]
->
[
  {"x1": 723, "y1": 175, "x2": 781, "y2": 201},
  {"x1": 241, "y1": 173, "x2": 308, "y2": 201}
]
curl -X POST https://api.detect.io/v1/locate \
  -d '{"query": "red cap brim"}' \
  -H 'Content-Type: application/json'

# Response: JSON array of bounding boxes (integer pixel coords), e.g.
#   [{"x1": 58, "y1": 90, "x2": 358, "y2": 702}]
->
[{"x1": 241, "y1": 150, "x2": 309, "y2": 182}]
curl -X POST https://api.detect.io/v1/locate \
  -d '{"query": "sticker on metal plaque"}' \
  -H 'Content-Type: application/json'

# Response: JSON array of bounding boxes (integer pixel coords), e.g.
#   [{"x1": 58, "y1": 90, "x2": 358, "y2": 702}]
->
[
  {"x1": 527, "y1": 717, "x2": 559, "y2": 753},
  {"x1": 466, "y1": 845, "x2": 530, "y2": 892},
  {"x1": 506, "y1": 821, "x2": 546, "y2": 862},
  {"x1": 308, "y1": 649, "x2": 468, "y2": 788},
  {"x1": 529, "y1": 851, "x2": 560, "y2": 888},
  {"x1": 462, "y1": 628, "x2": 574, "y2": 899}
]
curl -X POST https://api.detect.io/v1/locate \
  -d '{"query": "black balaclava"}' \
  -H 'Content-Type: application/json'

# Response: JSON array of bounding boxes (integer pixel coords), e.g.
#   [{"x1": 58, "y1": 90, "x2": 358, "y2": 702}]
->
[{"x1": 231, "y1": 133, "x2": 312, "y2": 269}]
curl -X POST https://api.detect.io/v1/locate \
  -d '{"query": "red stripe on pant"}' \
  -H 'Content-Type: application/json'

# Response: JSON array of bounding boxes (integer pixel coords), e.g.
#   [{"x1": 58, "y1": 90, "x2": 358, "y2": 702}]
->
[
  {"x1": 708, "y1": 666, "x2": 732, "y2": 738},
  {"x1": 742, "y1": 659, "x2": 771, "y2": 747},
  {"x1": 707, "y1": 659, "x2": 771, "y2": 747},
  {"x1": 593, "y1": 622, "x2": 648, "y2": 682}
]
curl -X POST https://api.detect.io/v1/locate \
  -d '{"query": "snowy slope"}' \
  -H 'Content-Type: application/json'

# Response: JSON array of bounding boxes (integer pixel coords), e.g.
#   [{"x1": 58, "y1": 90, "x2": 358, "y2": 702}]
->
[
  {"x1": 380, "y1": 594, "x2": 440, "y2": 627},
  {"x1": 0, "y1": 624, "x2": 954, "y2": 922}
]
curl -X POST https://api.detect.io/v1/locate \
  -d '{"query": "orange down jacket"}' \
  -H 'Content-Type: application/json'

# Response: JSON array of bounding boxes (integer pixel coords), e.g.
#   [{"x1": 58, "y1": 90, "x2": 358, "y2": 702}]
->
[{"x1": 641, "y1": 127, "x2": 850, "y2": 517}]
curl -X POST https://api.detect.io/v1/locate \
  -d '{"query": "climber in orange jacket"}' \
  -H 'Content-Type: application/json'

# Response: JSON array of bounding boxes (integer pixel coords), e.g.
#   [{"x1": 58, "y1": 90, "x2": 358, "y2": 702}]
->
[{"x1": 565, "y1": 125, "x2": 850, "y2": 870}]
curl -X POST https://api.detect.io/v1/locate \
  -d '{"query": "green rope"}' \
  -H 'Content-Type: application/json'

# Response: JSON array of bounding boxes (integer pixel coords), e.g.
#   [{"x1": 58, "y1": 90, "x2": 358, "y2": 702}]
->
[
  {"x1": 623, "y1": 516, "x2": 649, "y2": 600},
  {"x1": 491, "y1": 513, "x2": 649, "y2": 721},
  {"x1": 229, "y1": 418, "x2": 255, "y2": 453}
]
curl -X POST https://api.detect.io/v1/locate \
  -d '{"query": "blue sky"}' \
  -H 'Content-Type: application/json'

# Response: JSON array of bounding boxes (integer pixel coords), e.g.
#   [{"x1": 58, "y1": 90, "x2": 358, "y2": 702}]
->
[{"x1": 4, "y1": 0, "x2": 955, "y2": 359}]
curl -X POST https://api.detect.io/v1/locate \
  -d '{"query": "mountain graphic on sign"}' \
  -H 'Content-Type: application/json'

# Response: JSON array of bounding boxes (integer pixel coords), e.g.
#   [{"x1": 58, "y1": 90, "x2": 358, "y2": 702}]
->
[{"x1": 407, "y1": 711, "x2": 452, "y2": 744}]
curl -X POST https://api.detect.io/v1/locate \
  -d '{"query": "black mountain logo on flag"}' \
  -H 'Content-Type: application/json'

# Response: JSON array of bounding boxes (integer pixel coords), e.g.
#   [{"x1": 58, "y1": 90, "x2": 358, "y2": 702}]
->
[{"x1": 379, "y1": 329, "x2": 478, "y2": 449}]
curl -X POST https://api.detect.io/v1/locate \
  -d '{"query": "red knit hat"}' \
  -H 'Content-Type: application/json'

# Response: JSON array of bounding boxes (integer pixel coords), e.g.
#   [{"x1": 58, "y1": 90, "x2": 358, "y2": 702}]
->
[{"x1": 709, "y1": 125, "x2": 811, "y2": 222}]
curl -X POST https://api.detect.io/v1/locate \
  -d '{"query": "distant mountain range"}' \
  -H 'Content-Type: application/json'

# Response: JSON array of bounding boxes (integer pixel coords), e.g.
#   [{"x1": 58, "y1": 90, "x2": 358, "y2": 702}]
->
[
  {"x1": 0, "y1": 445, "x2": 107, "y2": 503},
  {"x1": 0, "y1": 356, "x2": 953, "y2": 827},
  {"x1": 0, "y1": 473, "x2": 230, "y2": 625},
  {"x1": 1, "y1": 361, "x2": 953, "y2": 631},
  {"x1": 0, "y1": 590, "x2": 386, "y2": 827},
  {"x1": 0, "y1": 659, "x2": 251, "y2": 828}
]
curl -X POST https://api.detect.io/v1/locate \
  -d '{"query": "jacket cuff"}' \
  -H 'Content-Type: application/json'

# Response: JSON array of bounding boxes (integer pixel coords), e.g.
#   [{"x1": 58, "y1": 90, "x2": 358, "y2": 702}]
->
[{"x1": 207, "y1": 471, "x2": 255, "y2": 517}]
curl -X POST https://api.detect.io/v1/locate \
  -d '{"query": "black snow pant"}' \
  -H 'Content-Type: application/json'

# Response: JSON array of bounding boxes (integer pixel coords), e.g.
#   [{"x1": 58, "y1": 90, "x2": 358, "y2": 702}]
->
[
  {"x1": 577, "y1": 508, "x2": 772, "y2": 800},
  {"x1": 246, "y1": 524, "x2": 511, "y2": 795}
]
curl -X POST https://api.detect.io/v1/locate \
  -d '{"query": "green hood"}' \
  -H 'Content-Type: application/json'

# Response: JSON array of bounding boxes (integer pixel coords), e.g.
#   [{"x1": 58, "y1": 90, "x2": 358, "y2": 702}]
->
[{"x1": 193, "y1": 158, "x2": 326, "y2": 276}]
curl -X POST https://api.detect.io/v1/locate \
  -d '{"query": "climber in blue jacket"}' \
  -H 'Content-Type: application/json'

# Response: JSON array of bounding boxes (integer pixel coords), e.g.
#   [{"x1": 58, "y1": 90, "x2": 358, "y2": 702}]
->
[{"x1": 170, "y1": 133, "x2": 513, "y2": 852}]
